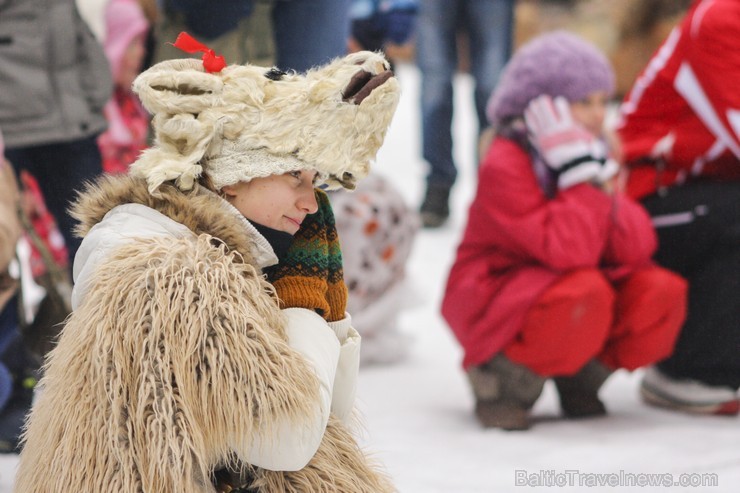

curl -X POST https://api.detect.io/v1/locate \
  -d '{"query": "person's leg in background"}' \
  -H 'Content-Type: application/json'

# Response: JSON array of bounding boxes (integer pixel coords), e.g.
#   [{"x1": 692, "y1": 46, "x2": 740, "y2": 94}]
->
[
  {"x1": 152, "y1": 1, "x2": 254, "y2": 64},
  {"x1": 416, "y1": 0, "x2": 459, "y2": 228},
  {"x1": 0, "y1": 294, "x2": 37, "y2": 453},
  {"x1": 241, "y1": 0, "x2": 276, "y2": 66},
  {"x1": 0, "y1": 296, "x2": 19, "y2": 414},
  {"x1": 6, "y1": 136, "x2": 103, "y2": 263},
  {"x1": 271, "y1": 0, "x2": 351, "y2": 73},
  {"x1": 640, "y1": 180, "x2": 740, "y2": 415},
  {"x1": 465, "y1": 0, "x2": 514, "y2": 152},
  {"x1": 640, "y1": 249, "x2": 740, "y2": 415}
]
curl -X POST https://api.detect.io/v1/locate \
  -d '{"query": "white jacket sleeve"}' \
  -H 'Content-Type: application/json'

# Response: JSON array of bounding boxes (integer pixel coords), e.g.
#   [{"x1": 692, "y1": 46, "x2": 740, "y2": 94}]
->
[
  {"x1": 327, "y1": 314, "x2": 361, "y2": 423},
  {"x1": 240, "y1": 307, "x2": 353, "y2": 471}
]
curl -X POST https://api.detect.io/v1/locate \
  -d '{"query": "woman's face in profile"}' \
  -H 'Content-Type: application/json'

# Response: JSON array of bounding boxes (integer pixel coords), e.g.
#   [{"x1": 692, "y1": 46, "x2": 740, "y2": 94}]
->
[{"x1": 221, "y1": 170, "x2": 319, "y2": 234}]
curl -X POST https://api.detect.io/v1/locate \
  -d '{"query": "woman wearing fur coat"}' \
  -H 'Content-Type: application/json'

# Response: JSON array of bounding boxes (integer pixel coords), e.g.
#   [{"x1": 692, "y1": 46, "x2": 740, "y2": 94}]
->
[{"x1": 14, "y1": 44, "x2": 400, "y2": 493}]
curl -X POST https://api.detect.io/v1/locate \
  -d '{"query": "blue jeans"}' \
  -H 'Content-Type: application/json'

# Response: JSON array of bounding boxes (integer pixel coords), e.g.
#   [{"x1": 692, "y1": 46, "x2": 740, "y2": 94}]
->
[
  {"x1": 6, "y1": 135, "x2": 103, "y2": 263},
  {"x1": 159, "y1": 0, "x2": 350, "y2": 71},
  {"x1": 0, "y1": 295, "x2": 19, "y2": 410},
  {"x1": 416, "y1": 0, "x2": 514, "y2": 189},
  {"x1": 272, "y1": 0, "x2": 351, "y2": 72}
]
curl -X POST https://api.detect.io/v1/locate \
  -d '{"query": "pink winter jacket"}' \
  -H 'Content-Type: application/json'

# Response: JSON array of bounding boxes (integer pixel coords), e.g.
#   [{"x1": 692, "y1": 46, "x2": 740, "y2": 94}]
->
[{"x1": 442, "y1": 138, "x2": 657, "y2": 369}]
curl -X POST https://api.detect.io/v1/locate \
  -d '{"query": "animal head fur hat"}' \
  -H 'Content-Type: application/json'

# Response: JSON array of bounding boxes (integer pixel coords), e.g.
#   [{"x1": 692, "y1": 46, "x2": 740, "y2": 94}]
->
[
  {"x1": 486, "y1": 30, "x2": 615, "y2": 129},
  {"x1": 130, "y1": 50, "x2": 400, "y2": 193}
]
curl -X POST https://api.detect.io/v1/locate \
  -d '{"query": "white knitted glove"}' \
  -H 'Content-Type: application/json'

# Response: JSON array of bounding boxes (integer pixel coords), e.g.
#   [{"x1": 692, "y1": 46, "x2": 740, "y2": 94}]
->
[{"x1": 524, "y1": 95, "x2": 606, "y2": 190}]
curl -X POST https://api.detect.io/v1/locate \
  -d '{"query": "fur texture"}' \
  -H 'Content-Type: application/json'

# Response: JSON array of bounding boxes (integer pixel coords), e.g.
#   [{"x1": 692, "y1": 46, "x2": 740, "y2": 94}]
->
[
  {"x1": 130, "y1": 51, "x2": 400, "y2": 193},
  {"x1": 15, "y1": 175, "x2": 394, "y2": 493}
]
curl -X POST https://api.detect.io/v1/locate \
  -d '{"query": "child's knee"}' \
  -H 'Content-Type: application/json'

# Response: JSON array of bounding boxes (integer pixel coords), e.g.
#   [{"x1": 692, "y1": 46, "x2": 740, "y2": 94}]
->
[
  {"x1": 545, "y1": 269, "x2": 615, "y2": 331},
  {"x1": 513, "y1": 270, "x2": 615, "y2": 375},
  {"x1": 621, "y1": 266, "x2": 688, "y2": 326}
]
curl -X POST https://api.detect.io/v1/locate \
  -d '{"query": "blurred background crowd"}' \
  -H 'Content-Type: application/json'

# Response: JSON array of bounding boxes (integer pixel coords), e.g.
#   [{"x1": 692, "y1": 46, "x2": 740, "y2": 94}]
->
[{"x1": 1, "y1": 0, "x2": 737, "y2": 459}]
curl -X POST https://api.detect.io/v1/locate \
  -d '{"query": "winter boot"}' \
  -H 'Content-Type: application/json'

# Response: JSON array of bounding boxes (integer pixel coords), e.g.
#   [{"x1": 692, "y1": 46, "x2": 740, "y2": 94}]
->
[
  {"x1": 640, "y1": 366, "x2": 739, "y2": 416},
  {"x1": 467, "y1": 355, "x2": 545, "y2": 431},
  {"x1": 420, "y1": 183, "x2": 451, "y2": 228},
  {"x1": 554, "y1": 360, "x2": 612, "y2": 419}
]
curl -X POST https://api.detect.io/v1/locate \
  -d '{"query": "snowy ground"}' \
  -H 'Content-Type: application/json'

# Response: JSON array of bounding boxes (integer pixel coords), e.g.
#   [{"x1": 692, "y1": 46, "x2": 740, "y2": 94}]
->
[{"x1": 1, "y1": 63, "x2": 738, "y2": 492}]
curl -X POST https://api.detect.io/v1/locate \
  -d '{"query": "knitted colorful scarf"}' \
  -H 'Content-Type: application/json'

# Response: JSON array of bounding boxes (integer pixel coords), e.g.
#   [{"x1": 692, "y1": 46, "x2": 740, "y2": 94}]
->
[{"x1": 264, "y1": 190, "x2": 348, "y2": 322}]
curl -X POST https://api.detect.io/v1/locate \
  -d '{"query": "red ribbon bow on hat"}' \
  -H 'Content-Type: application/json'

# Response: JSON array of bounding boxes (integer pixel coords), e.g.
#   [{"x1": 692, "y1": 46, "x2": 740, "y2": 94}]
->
[{"x1": 172, "y1": 32, "x2": 227, "y2": 73}]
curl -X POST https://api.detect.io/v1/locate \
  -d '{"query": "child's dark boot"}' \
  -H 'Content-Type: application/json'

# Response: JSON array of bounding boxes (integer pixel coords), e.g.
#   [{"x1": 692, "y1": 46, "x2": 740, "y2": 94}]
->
[
  {"x1": 554, "y1": 360, "x2": 612, "y2": 418},
  {"x1": 467, "y1": 354, "x2": 545, "y2": 431}
]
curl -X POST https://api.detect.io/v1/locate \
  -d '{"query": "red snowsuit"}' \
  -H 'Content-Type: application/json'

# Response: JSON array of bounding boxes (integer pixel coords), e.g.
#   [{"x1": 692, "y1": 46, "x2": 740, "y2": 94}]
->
[{"x1": 442, "y1": 138, "x2": 686, "y2": 375}]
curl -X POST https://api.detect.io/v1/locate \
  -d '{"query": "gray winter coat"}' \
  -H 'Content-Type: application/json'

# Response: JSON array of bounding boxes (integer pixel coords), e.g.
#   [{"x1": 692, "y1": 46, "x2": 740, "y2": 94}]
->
[{"x1": 0, "y1": 0, "x2": 112, "y2": 148}]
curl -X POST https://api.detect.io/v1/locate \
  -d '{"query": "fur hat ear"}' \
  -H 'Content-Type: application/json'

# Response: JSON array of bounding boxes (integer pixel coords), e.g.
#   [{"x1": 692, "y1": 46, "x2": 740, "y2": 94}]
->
[
  {"x1": 131, "y1": 112, "x2": 221, "y2": 194},
  {"x1": 130, "y1": 60, "x2": 226, "y2": 193},
  {"x1": 132, "y1": 58, "x2": 224, "y2": 115}
]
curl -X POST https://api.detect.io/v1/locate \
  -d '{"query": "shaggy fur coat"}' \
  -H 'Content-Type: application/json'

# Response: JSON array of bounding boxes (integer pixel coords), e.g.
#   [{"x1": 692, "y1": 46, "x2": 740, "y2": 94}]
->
[{"x1": 14, "y1": 175, "x2": 393, "y2": 493}]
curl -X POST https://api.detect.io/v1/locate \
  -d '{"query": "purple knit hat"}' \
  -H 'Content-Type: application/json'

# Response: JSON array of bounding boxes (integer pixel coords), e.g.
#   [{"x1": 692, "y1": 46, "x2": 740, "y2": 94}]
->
[{"x1": 486, "y1": 30, "x2": 615, "y2": 128}]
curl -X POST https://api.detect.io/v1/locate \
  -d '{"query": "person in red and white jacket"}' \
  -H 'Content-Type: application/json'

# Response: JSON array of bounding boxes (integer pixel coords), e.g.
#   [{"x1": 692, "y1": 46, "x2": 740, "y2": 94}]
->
[
  {"x1": 442, "y1": 31, "x2": 688, "y2": 430},
  {"x1": 617, "y1": 0, "x2": 740, "y2": 416}
]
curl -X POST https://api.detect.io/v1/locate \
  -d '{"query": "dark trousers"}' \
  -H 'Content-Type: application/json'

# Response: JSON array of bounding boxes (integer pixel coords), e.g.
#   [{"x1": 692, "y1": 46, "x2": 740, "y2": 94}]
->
[
  {"x1": 1, "y1": 295, "x2": 20, "y2": 410},
  {"x1": 271, "y1": 0, "x2": 350, "y2": 72},
  {"x1": 642, "y1": 180, "x2": 740, "y2": 389},
  {"x1": 6, "y1": 136, "x2": 103, "y2": 264}
]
